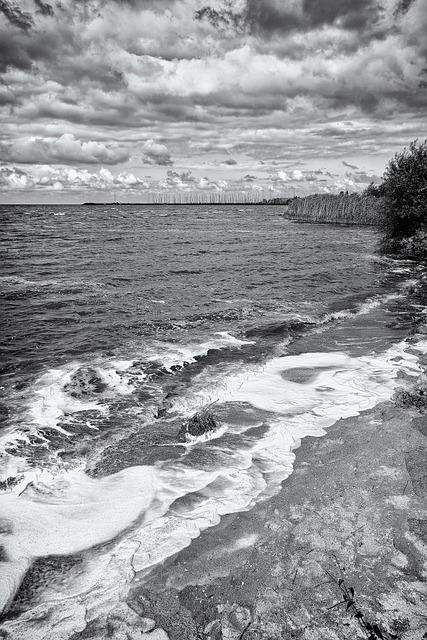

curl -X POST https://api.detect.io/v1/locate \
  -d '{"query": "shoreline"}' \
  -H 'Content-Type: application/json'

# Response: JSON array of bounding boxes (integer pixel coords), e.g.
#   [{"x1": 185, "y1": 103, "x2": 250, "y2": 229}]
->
[
  {"x1": 122, "y1": 338, "x2": 427, "y2": 640},
  {"x1": 1, "y1": 280, "x2": 426, "y2": 639}
]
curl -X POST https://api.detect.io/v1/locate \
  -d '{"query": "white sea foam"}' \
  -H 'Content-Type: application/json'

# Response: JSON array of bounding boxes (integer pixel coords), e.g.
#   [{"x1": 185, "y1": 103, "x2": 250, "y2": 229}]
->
[
  {"x1": 170, "y1": 342, "x2": 421, "y2": 418},
  {"x1": 0, "y1": 465, "x2": 157, "y2": 614},
  {"x1": 144, "y1": 331, "x2": 255, "y2": 370},
  {"x1": 0, "y1": 359, "x2": 148, "y2": 490},
  {"x1": 0, "y1": 332, "x2": 251, "y2": 486},
  {"x1": 1, "y1": 338, "x2": 426, "y2": 639}
]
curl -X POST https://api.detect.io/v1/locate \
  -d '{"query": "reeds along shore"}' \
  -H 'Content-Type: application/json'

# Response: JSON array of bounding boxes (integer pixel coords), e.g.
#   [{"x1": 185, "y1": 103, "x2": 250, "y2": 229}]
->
[{"x1": 285, "y1": 194, "x2": 383, "y2": 225}]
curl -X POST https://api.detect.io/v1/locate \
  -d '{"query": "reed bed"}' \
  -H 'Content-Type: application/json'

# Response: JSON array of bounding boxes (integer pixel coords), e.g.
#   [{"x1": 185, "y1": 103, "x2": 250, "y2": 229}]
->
[{"x1": 285, "y1": 194, "x2": 383, "y2": 226}]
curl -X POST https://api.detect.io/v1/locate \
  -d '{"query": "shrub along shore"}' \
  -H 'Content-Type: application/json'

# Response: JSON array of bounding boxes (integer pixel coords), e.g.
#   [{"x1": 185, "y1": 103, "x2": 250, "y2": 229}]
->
[{"x1": 283, "y1": 140, "x2": 426, "y2": 260}]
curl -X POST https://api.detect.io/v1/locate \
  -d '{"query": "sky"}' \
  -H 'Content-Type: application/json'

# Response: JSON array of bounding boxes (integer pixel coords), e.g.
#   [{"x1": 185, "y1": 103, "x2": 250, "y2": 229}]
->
[{"x1": 0, "y1": 0, "x2": 426, "y2": 203}]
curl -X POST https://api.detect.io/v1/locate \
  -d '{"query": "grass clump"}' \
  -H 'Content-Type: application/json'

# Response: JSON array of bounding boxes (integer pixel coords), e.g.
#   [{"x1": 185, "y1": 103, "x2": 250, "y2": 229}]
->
[
  {"x1": 393, "y1": 378, "x2": 427, "y2": 412},
  {"x1": 178, "y1": 405, "x2": 220, "y2": 441}
]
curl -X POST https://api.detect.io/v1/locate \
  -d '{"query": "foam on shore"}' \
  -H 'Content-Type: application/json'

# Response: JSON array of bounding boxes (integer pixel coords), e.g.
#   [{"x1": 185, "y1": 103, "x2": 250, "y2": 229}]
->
[
  {"x1": 0, "y1": 465, "x2": 158, "y2": 614},
  {"x1": 1, "y1": 337, "x2": 425, "y2": 639},
  {"x1": 0, "y1": 332, "x2": 254, "y2": 483}
]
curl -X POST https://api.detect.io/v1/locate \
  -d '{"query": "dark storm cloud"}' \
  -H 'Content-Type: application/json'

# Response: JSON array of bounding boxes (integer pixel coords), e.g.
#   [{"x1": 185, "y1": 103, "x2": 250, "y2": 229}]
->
[
  {"x1": 0, "y1": 0, "x2": 34, "y2": 30},
  {"x1": 195, "y1": 1, "x2": 302, "y2": 34},
  {"x1": 0, "y1": 18, "x2": 75, "y2": 71},
  {"x1": 222, "y1": 158, "x2": 237, "y2": 165},
  {"x1": 196, "y1": 0, "x2": 381, "y2": 35},
  {"x1": 302, "y1": 0, "x2": 378, "y2": 30},
  {"x1": 0, "y1": 33, "x2": 33, "y2": 70},
  {"x1": 395, "y1": 0, "x2": 416, "y2": 14},
  {"x1": 33, "y1": 0, "x2": 54, "y2": 16},
  {"x1": 194, "y1": 6, "x2": 242, "y2": 31},
  {"x1": 245, "y1": 0, "x2": 303, "y2": 34}
]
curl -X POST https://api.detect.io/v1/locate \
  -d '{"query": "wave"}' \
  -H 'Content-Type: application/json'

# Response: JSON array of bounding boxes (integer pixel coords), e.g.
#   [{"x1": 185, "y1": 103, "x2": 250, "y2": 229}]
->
[
  {"x1": 0, "y1": 276, "x2": 105, "y2": 300},
  {"x1": 0, "y1": 332, "x2": 254, "y2": 479},
  {"x1": 1, "y1": 336, "x2": 425, "y2": 636},
  {"x1": 243, "y1": 288, "x2": 412, "y2": 342}
]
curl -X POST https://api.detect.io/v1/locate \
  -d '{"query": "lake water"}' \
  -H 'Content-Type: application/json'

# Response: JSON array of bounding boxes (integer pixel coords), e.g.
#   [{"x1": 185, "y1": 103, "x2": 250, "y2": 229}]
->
[{"x1": 1, "y1": 204, "x2": 426, "y2": 638}]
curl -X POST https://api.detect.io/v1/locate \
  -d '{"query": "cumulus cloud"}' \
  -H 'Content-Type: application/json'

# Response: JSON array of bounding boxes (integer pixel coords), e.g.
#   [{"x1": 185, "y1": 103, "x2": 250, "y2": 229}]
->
[
  {"x1": 0, "y1": 134, "x2": 129, "y2": 164},
  {"x1": 277, "y1": 169, "x2": 306, "y2": 181},
  {"x1": 160, "y1": 170, "x2": 197, "y2": 190},
  {"x1": 141, "y1": 139, "x2": 172, "y2": 165},
  {"x1": 0, "y1": 0, "x2": 426, "y2": 200},
  {"x1": 0, "y1": 164, "x2": 148, "y2": 191}
]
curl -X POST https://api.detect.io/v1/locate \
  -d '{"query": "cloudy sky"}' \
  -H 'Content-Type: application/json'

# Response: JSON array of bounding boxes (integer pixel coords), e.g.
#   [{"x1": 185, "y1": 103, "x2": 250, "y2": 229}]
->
[{"x1": 0, "y1": 0, "x2": 426, "y2": 203}]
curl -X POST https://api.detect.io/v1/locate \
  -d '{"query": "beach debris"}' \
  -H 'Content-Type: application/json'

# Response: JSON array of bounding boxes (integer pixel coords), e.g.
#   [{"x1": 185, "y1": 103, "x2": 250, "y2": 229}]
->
[{"x1": 325, "y1": 561, "x2": 395, "y2": 640}]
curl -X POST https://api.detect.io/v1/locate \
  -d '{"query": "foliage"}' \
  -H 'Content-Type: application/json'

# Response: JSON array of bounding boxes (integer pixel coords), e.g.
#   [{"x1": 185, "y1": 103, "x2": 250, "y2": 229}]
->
[
  {"x1": 365, "y1": 182, "x2": 386, "y2": 198},
  {"x1": 378, "y1": 140, "x2": 427, "y2": 254},
  {"x1": 178, "y1": 406, "x2": 220, "y2": 440},
  {"x1": 380, "y1": 229, "x2": 427, "y2": 260},
  {"x1": 393, "y1": 377, "x2": 427, "y2": 412}
]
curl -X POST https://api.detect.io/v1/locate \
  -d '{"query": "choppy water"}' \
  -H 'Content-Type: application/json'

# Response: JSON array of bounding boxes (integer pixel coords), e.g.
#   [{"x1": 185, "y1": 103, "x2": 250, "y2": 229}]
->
[{"x1": 1, "y1": 204, "x2": 426, "y2": 638}]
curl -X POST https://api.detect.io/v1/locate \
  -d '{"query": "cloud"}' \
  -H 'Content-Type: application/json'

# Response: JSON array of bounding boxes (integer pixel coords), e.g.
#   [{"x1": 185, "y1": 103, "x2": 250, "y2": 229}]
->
[
  {"x1": 196, "y1": 0, "x2": 381, "y2": 35},
  {"x1": 33, "y1": 0, "x2": 54, "y2": 17},
  {"x1": 342, "y1": 160, "x2": 359, "y2": 170},
  {"x1": 302, "y1": 0, "x2": 378, "y2": 30},
  {"x1": 344, "y1": 169, "x2": 381, "y2": 185},
  {"x1": 0, "y1": 164, "x2": 149, "y2": 191},
  {"x1": 0, "y1": 0, "x2": 426, "y2": 202},
  {"x1": 0, "y1": 134, "x2": 130, "y2": 165},
  {"x1": 277, "y1": 169, "x2": 306, "y2": 181},
  {"x1": 141, "y1": 139, "x2": 172, "y2": 165},
  {"x1": 0, "y1": 0, "x2": 33, "y2": 30},
  {"x1": 160, "y1": 170, "x2": 197, "y2": 190}
]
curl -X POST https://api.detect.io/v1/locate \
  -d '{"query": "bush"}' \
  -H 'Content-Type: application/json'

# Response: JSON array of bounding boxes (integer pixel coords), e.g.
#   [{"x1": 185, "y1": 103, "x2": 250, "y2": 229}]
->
[
  {"x1": 381, "y1": 229, "x2": 427, "y2": 260},
  {"x1": 364, "y1": 182, "x2": 386, "y2": 198},
  {"x1": 393, "y1": 378, "x2": 427, "y2": 412},
  {"x1": 379, "y1": 140, "x2": 427, "y2": 255},
  {"x1": 178, "y1": 407, "x2": 220, "y2": 440}
]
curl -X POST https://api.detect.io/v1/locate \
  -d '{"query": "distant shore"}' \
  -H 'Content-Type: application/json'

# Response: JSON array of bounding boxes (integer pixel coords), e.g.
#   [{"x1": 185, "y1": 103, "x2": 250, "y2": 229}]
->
[{"x1": 81, "y1": 201, "x2": 286, "y2": 206}]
